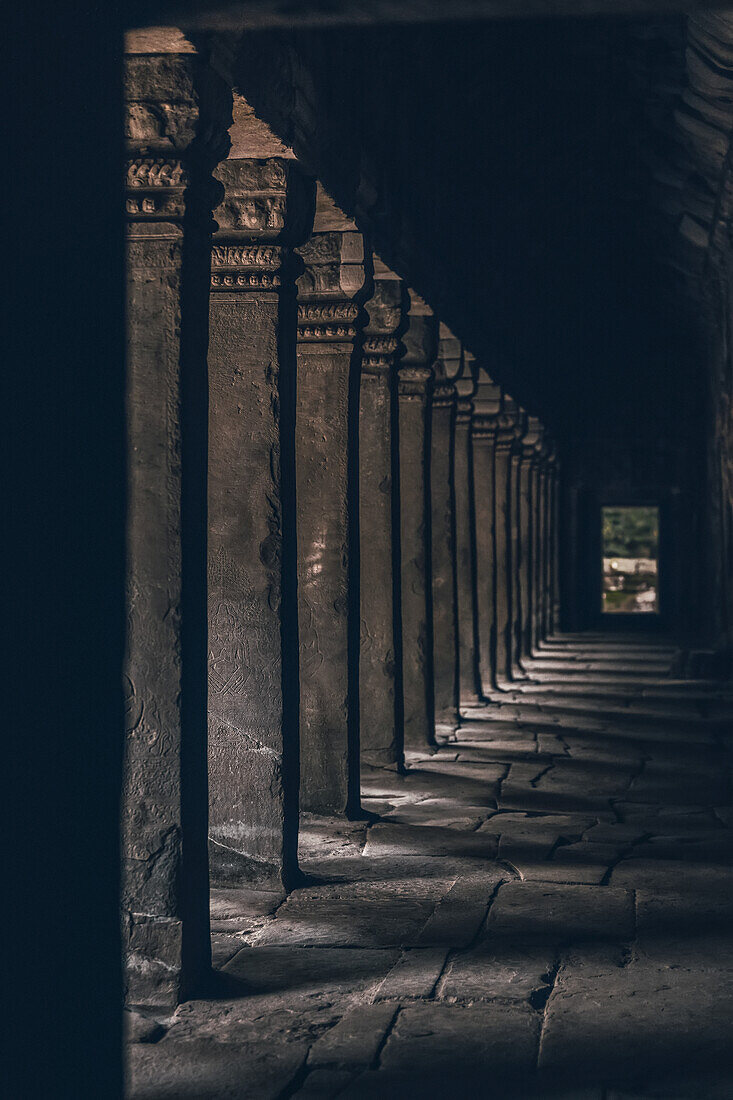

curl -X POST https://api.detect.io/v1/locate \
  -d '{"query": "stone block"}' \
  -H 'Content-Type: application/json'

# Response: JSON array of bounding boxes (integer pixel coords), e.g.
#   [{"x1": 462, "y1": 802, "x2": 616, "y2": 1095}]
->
[
  {"x1": 487, "y1": 883, "x2": 634, "y2": 943},
  {"x1": 308, "y1": 1003, "x2": 398, "y2": 1068}
]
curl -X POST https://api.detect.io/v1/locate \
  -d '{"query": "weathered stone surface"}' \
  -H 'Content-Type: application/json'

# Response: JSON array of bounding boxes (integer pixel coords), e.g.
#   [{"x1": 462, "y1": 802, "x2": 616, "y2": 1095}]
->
[
  {"x1": 540, "y1": 943, "x2": 733, "y2": 1085},
  {"x1": 454, "y1": 350, "x2": 481, "y2": 706},
  {"x1": 431, "y1": 324, "x2": 461, "y2": 733},
  {"x1": 372, "y1": 948, "x2": 449, "y2": 1001},
  {"x1": 487, "y1": 883, "x2": 635, "y2": 942},
  {"x1": 359, "y1": 260, "x2": 407, "y2": 768},
  {"x1": 123, "y1": 47, "x2": 232, "y2": 1004},
  {"x1": 415, "y1": 873, "x2": 506, "y2": 946},
  {"x1": 399, "y1": 291, "x2": 438, "y2": 749},
  {"x1": 363, "y1": 822, "x2": 499, "y2": 860},
  {"x1": 222, "y1": 946, "x2": 399, "y2": 999},
  {"x1": 295, "y1": 188, "x2": 369, "y2": 814},
  {"x1": 308, "y1": 1003, "x2": 398, "y2": 1067},
  {"x1": 128, "y1": 1039, "x2": 306, "y2": 1099},
  {"x1": 439, "y1": 941, "x2": 556, "y2": 1002},
  {"x1": 378, "y1": 1002, "x2": 540, "y2": 1080},
  {"x1": 471, "y1": 368, "x2": 502, "y2": 694},
  {"x1": 208, "y1": 158, "x2": 315, "y2": 890}
]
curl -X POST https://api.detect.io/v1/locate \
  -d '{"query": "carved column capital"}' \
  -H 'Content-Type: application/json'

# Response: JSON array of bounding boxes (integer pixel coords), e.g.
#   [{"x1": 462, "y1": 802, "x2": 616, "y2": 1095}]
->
[
  {"x1": 432, "y1": 323, "x2": 461, "y2": 408},
  {"x1": 398, "y1": 289, "x2": 437, "y2": 398},
  {"x1": 124, "y1": 51, "x2": 232, "y2": 229},
  {"x1": 211, "y1": 158, "x2": 315, "y2": 292},
  {"x1": 495, "y1": 394, "x2": 525, "y2": 454},
  {"x1": 295, "y1": 185, "x2": 369, "y2": 344},
  {"x1": 455, "y1": 348, "x2": 477, "y2": 424},
  {"x1": 471, "y1": 366, "x2": 502, "y2": 443},
  {"x1": 362, "y1": 258, "x2": 407, "y2": 375}
]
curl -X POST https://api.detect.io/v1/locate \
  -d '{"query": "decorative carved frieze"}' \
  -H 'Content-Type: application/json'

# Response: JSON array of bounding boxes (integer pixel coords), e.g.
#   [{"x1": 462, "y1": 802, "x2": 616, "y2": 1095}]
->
[
  {"x1": 362, "y1": 335, "x2": 400, "y2": 373},
  {"x1": 297, "y1": 301, "x2": 360, "y2": 341},
  {"x1": 210, "y1": 243, "x2": 284, "y2": 290}
]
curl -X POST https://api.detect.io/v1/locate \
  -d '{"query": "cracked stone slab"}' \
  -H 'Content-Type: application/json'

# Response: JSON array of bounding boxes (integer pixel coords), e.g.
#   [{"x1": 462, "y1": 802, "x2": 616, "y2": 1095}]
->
[
  {"x1": 362, "y1": 822, "x2": 499, "y2": 860},
  {"x1": 128, "y1": 1039, "x2": 307, "y2": 1100},
  {"x1": 487, "y1": 882, "x2": 635, "y2": 942},
  {"x1": 438, "y1": 941, "x2": 556, "y2": 1002},
  {"x1": 372, "y1": 948, "x2": 449, "y2": 1001},
  {"x1": 610, "y1": 858, "x2": 733, "y2": 897},
  {"x1": 254, "y1": 893, "x2": 437, "y2": 948},
  {"x1": 415, "y1": 873, "x2": 507, "y2": 947},
  {"x1": 377, "y1": 1002, "x2": 540, "y2": 1082},
  {"x1": 308, "y1": 1002, "x2": 398, "y2": 1068},
  {"x1": 539, "y1": 943, "x2": 733, "y2": 1086},
  {"x1": 220, "y1": 947, "x2": 400, "y2": 1001}
]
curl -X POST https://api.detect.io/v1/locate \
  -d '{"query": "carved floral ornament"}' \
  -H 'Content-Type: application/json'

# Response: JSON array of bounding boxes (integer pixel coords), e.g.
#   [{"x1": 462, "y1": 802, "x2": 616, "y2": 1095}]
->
[
  {"x1": 297, "y1": 301, "x2": 359, "y2": 342},
  {"x1": 362, "y1": 335, "x2": 400, "y2": 374},
  {"x1": 210, "y1": 244, "x2": 284, "y2": 291},
  {"x1": 125, "y1": 156, "x2": 189, "y2": 219}
]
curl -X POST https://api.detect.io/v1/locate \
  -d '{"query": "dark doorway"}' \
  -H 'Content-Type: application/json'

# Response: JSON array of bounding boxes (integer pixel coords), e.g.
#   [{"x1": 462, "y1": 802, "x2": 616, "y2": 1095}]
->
[{"x1": 601, "y1": 505, "x2": 659, "y2": 615}]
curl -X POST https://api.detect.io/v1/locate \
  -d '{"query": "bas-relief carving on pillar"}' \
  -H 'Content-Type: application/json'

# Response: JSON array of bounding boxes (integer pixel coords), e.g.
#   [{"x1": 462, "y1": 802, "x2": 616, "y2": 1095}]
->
[
  {"x1": 295, "y1": 186, "x2": 370, "y2": 814},
  {"x1": 471, "y1": 369, "x2": 502, "y2": 696},
  {"x1": 359, "y1": 260, "x2": 408, "y2": 767},
  {"x1": 208, "y1": 155, "x2": 315, "y2": 892},
  {"x1": 431, "y1": 324, "x2": 461, "y2": 734},
  {"x1": 123, "y1": 45, "x2": 232, "y2": 1007},
  {"x1": 398, "y1": 292, "x2": 438, "y2": 749},
  {"x1": 454, "y1": 350, "x2": 483, "y2": 706}
]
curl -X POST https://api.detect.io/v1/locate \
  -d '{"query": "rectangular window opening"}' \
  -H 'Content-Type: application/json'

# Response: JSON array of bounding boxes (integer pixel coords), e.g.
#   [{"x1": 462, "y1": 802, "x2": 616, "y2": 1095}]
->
[{"x1": 602, "y1": 506, "x2": 659, "y2": 615}]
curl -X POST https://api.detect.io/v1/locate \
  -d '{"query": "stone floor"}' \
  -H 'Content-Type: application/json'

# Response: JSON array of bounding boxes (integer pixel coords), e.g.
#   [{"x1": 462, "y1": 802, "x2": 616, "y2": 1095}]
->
[{"x1": 128, "y1": 634, "x2": 733, "y2": 1098}]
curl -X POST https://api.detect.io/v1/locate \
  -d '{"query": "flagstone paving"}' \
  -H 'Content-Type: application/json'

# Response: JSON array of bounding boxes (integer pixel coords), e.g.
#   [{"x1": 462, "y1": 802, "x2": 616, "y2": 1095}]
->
[{"x1": 127, "y1": 635, "x2": 733, "y2": 1099}]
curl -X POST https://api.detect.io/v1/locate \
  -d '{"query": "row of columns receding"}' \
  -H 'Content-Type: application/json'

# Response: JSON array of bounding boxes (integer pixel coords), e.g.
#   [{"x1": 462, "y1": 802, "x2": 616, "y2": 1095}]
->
[{"x1": 123, "y1": 48, "x2": 561, "y2": 1008}]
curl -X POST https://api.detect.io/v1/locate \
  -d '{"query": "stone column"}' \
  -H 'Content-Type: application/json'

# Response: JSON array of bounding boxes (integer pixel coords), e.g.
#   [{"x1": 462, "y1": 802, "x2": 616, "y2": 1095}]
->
[
  {"x1": 519, "y1": 418, "x2": 543, "y2": 658},
  {"x1": 431, "y1": 325, "x2": 461, "y2": 736},
  {"x1": 123, "y1": 48, "x2": 231, "y2": 1005},
  {"x1": 534, "y1": 442, "x2": 551, "y2": 647},
  {"x1": 359, "y1": 259, "x2": 407, "y2": 768},
  {"x1": 295, "y1": 188, "x2": 369, "y2": 813},
  {"x1": 510, "y1": 407, "x2": 529, "y2": 678},
  {"x1": 550, "y1": 453, "x2": 562, "y2": 633},
  {"x1": 398, "y1": 293, "x2": 438, "y2": 750},
  {"x1": 207, "y1": 157, "x2": 315, "y2": 892},
  {"x1": 530, "y1": 442, "x2": 545, "y2": 651},
  {"x1": 494, "y1": 396, "x2": 523, "y2": 687},
  {"x1": 471, "y1": 369, "x2": 502, "y2": 695},
  {"x1": 542, "y1": 442, "x2": 558, "y2": 639},
  {"x1": 454, "y1": 352, "x2": 483, "y2": 707}
]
